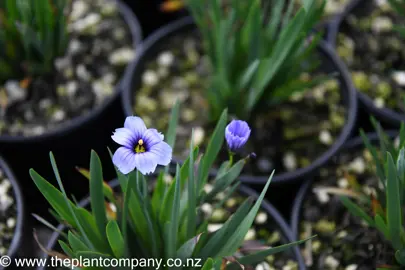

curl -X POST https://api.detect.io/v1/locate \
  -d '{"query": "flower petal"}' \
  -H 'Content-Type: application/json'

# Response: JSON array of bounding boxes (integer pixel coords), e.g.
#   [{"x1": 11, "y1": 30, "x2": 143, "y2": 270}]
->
[
  {"x1": 149, "y1": 141, "x2": 172, "y2": 166},
  {"x1": 124, "y1": 116, "x2": 147, "y2": 139},
  {"x1": 112, "y1": 147, "x2": 136, "y2": 174},
  {"x1": 134, "y1": 152, "x2": 159, "y2": 175},
  {"x1": 111, "y1": 128, "x2": 136, "y2": 148},
  {"x1": 143, "y1": 128, "x2": 164, "y2": 148}
]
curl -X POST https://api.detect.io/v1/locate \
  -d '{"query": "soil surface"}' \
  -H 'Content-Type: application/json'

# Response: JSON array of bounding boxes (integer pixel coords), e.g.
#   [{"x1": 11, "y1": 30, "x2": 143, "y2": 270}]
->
[
  {"x1": 0, "y1": 0, "x2": 135, "y2": 137},
  {"x1": 132, "y1": 30, "x2": 347, "y2": 177},
  {"x1": 336, "y1": 0, "x2": 405, "y2": 114},
  {"x1": 0, "y1": 167, "x2": 17, "y2": 256},
  {"x1": 298, "y1": 144, "x2": 396, "y2": 269}
]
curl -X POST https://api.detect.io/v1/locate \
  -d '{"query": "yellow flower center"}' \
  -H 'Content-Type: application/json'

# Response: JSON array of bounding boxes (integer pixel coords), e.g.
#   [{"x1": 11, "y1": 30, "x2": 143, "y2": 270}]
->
[{"x1": 135, "y1": 139, "x2": 146, "y2": 153}]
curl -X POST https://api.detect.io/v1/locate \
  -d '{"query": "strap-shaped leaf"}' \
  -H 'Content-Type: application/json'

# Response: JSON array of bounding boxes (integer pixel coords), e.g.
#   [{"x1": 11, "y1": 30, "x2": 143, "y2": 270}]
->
[
  {"x1": 68, "y1": 232, "x2": 89, "y2": 254},
  {"x1": 340, "y1": 196, "x2": 374, "y2": 226},
  {"x1": 106, "y1": 220, "x2": 125, "y2": 258}
]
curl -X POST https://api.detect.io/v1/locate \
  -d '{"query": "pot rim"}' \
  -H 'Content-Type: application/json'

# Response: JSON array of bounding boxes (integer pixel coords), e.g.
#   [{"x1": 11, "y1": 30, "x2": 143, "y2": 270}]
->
[
  {"x1": 0, "y1": 156, "x2": 24, "y2": 265},
  {"x1": 328, "y1": 0, "x2": 405, "y2": 127},
  {"x1": 0, "y1": 0, "x2": 143, "y2": 144},
  {"x1": 41, "y1": 179, "x2": 306, "y2": 270},
  {"x1": 121, "y1": 16, "x2": 358, "y2": 185}
]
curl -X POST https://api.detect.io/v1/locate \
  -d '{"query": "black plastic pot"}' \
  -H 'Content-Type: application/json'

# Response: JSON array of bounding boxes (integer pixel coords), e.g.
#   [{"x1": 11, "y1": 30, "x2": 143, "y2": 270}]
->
[
  {"x1": 290, "y1": 131, "x2": 397, "y2": 269},
  {"x1": 39, "y1": 179, "x2": 305, "y2": 270},
  {"x1": 328, "y1": 0, "x2": 405, "y2": 127},
  {"x1": 0, "y1": 156, "x2": 25, "y2": 270},
  {"x1": 121, "y1": 16, "x2": 358, "y2": 187},
  {"x1": 0, "y1": 0, "x2": 142, "y2": 219}
]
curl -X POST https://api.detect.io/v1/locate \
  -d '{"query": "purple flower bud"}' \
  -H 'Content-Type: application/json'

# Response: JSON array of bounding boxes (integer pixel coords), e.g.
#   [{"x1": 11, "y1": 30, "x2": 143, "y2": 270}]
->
[{"x1": 225, "y1": 120, "x2": 251, "y2": 152}]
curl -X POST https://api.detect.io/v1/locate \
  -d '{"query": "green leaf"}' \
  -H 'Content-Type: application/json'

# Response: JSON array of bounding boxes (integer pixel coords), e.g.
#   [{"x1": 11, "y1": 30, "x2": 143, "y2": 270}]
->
[
  {"x1": 68, "y1": 231, "x2": 89, "y2": 253},
  {"x1": 386, "y1": 153, "x2": 403, "y2": 250},
  {"x1": 216, "y1": 171, "x2": 274, "y2": 257},
  {"x1": 227, "y1": 236, "x2": 316, "y2": 268},
  {"x1": 76, "y1": 167, "x2": 115, "y2": 203},
  {"x1": 340, "y1": 196, "x2": 374, "y2": 226},
  {"x1": 187, "y1": 130, "x2": 197, "y2": 240},
  {"x1": 395, "y1": 249, "x2": 405, "y2": 266},
  {"x1": 199, "y1": 109, "x2": 227, "y2": 190},
  {"x1": 176, "y1": 234, "x2": 201, "y2": 263},
  {"x1": 375, "y1": 214, "x2": 389, "y2": 240},
  {"x1": 90, "y1": 151, "x2": 108, "y2": 240},
  {"x1": 167, "y1": 164, "x2": 182, "y2": 258},
  {"x1": 106, "y1": 220, "x2": 125, "y2": 258},
  {"x1": 76, "y1": 251, "x2": 114, "y2": 260},
  {"x1": 58, "y1": 240, "x2": 74, "y2": 257},
  {"x1": 201, "y1": 258, "x2": 214, "y2": 270}
]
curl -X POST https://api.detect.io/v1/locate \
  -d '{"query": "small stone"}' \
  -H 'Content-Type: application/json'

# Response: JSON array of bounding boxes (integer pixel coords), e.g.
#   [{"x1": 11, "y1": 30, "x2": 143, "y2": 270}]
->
[
  {"x1": 24, "y1": 110, "x2": 34, "y2": 121},
  {"x1": 68, "y1": 39, "x2": 83, "y2": 55},
  {"x1": 181, "y1": 108, "x2": 197, "y2": 122},
  {"x1": 157, "y1": 67, "x2": 169, "y2": 78},
  {"x1": 201, "y1": 203, "x2": 213, "y2": 215},
  {"x1": 257, "y1": 158, "x2": 273, "y2": 172},
  {"x1": 314, "y1": 189, "x2": 330, "y2": 204},
  {"x1": 54, "y1": 57, "x2": 71, "y2": 71},
  {"x1": 215, "y1": 192, "x2": 225, "y2": 201},
  {"x1": 256, "y1": 262, "x2": 271, "y2": 270},
  {"x1": 52, "y1": 110, "x2": 66, "y2": 122},
  {"x1": 76, "y1": 65, "x2": 91, "y2": 81},
  {"x1": 312, "y1": 240, "x2": 322, "y2": 253},
  {"x1": 158, "y1": 51, "x2": 175, "y2": 67},
  {"x1": 352, "y1": 72, "x2": 371, "y2": 91},
  {"x1": 337, "y1": 230, "x2": 348, "y2": 239},
  {"x1": 93, "y1": 81, "x2": 114, "y2": 101},
  {"x1": 392, "y1": 71, "x2": 405, "y2": 86},
  {"x1": 6, "y1": 218, "x2": 15, "y2": 228},
  {"x1": 255, "y1": 212, "x2": 268, "y2": 224},
  {"x1": 207, "y1": 224, "x2": 223, "y2": 233},
  {"x1": 282, "y1": 261, "x2": 298, "y2": 270},
  {"x1": 319, "y1": 130, "x2": 333, "y2": 145},
  {"x1": 345, "y1": 264, "x2": 358, "y2": 270},
  {"x1": 31, "y1": 126, "x2": 46, "y2": 136},
  {"x1": 283, "y1": 152, "x2": 297, "y2": 171},
  {"x1": 324, "y1": 255, "x2": 340, "y2": 269},
  {"x1": 136, "y1": 95, "x2": 157, "y2": 112},
  {"x1": 244, "y1": 229, "x2": 256, "y2": 241},
  {"x1": 225, "y1": 198, "x2": 237, "y2": 208},
  {"x1": 142, "y1": 70, "x2": 159, "y2": 87},
  {"x1": 101, "y1": 2, "x2": 117, "y2": 16},
  {"x1": 204, "y1": 184, "x2": 213, "y2": 194},
  {"x1": 109, "y1": 48, "x2": 135, "y2": 66},
  {"x1": 211, "y1": 209, "x2": 228, "y2": 222},
  {"x1": 371, "y1": 17, "x2": 393, "y2": 33},
  {"x1": 349, "y1": 157, "x2": 366, "y2": 174},
  {"x1": 71, "y1": 13, "x2": 101, "y2": 34},
  {"x1": 39, "y1": 99, "x2": 52, "y2": 110},
  {"x1": 192, "y1": 127, "x2": 205, "y2": 146},
  {"x1": 70, "y1": 0, "x2": 89, "y2": 21},
  {"x1": 267, "y1": 231, "x2": 281, "y2": 244},
  {"x1": 374, "y1": 97, "x2": 385, "y2": 108},
  {"x1": 5, "y1": 80, "x2": 26, "y2": 103},
  {"x1": 338, "y1": 177, "x2": 349, "y2": 188},
  {"x1": 314, "y1": 220, "x2": 336, "y2": 233},
  {"x1": 102, "y1": 73, "x2": 116, "y2": 84},
  {"x1": 66, "y1": 81, "x2": 78, "y2": 97}
]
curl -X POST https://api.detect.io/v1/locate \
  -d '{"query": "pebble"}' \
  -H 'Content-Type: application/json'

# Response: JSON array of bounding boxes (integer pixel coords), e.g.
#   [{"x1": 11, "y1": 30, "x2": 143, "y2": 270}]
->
[
  {"x1": 337, "y1": 177, "x2": 349, "y2": 188},
  {"x1": 52, "y1": 110, "x2": 66, "y2": 122},
  {"x1": 257, "y1": 158, "x2": 273, "y2": 172},
  {"x1": 345, "y1": 265, "x2": 358, "y2": 270},
  {"x1": 225, "y1": 198, "x2": 237, "y2": 208},
  {"x1": 204, "y1": 184, "x2": 213, "y2": 194},
  {"x1": 374, "y1": 97, "x2": 385, "y2": 108},
  {"x1": 102, "y1": 73, "x2": 116, "y2": 84},
  {"x1": 5, "y1": 80, "x2": 26, "y2": 103},
  {"x1": 392, "y1": 71, "x2": 405, "y2": 86},
  {"x1": 256, "y1": 262, "x2": 271, "y2": 270},
  {"x1": 244, "y1": 229, "x2": 256, "y2": 241},
  {"x1": 211, "y1": 209, "x2": 227, "y2": 222},
  {"x1": 201, "y1": 203, "x2": 213, "y2": 215},
  {"x1": 192, "y1": 127, "x2": 205, "y2": 146},
  {"x1": 71, "y1": 13, "x2": 101, "y2": 33},
  {"x1": 24, "y1": 110, "x2": 34, "y2": 121},
  {"x1": 6, "y1": 218, "x2": 15, "y2": 228},
  {"x1": 255, "y1": 212, "x2": 268, "y2": 224},
  {"x1": 54, "y1": 57, "x2": 71, "y2": 71},
  {"x1": 371, "y1": 17, "x2": 393, "y2": 33},
  {"x1": 113, "y1": 28, "x2": 126, "y2": 41},
  {"x1": 101, "y1": 2, "x2": 117, "y2": 16},
  {"x1": 348, "y1": 157, "x2": 366, "y2": 174},
  {"x1": 68, "y1": 39, "x2": 83, "y2": 55},
  {"x1": 31, "y1": 126, "x2": 46, "y2": 136},
  {"x1": 324, "y1": 255, "x2": 340, "y2": 269},
  {"x1": 158, "y1": 51, "x2": 175, "y2": 67},
  {"x1": 314, "y1": 189, "x2": 330, "y2": 204},
  {"x1": 76, "y1": 65, "x2": 92, "y2": 81},
  {"x1": 157, "y1": 67, "x2": 169, "y2": 78},
  {"x1": 66, "y1": 81, "x2": 78, "y2": 97},
  {"x1": 283, "y1": 152, "x2": 297, "y2": 171},
  {"x1": 39, "y1": 99, "x2": 52, "y2": 110},
  {"x1": 109, "y1": 48, "x2": 135, "y2": 66},
  {"x1": 319, "y1": 130, "x2": 333, "y2": 145},
  {"x1": 181, "y1": 108, "x2": 197, "y2": 122},
  {"x1": 207, "y1": 224, "x2": 223, "y2": 233},
  {"x1": 70, "y1": 0, "x2": 89, "y2": 21},
  {"x1": 142, "y1": 70, "x2": 159, "y2": 87}
]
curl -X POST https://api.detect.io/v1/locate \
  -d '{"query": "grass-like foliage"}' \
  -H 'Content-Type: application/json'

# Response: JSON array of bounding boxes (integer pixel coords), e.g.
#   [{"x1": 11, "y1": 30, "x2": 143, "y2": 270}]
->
[
  {"x1": 388, "y1": 0, "x2": 405, "y2": 37},
  {"x1": 29, "y1": 104, "x2": 313, "y2": 269},
  {"x1": 0, "y1": 0, "x2": 69, "y2": 82},
  {"x1": 340, "y1": 119, "x2": 405, "y2": 267},
  {"x1": 186, "y1": 0, "x2": 326, "y2": 120}
]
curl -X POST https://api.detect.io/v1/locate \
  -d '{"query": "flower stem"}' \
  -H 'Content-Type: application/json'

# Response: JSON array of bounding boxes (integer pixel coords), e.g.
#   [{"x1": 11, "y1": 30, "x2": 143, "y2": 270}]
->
[{"x1": 228, "y1": 151, "x2": 235, "y2": 167}]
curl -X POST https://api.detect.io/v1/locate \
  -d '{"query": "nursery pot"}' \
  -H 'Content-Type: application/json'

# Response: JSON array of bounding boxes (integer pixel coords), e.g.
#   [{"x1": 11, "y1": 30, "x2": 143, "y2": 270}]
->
[
  {"x1": 0, "y1": 0, "x2": 142, "y2": 219},
  {"x1": 290, "y1": 131, "x2": 398, "y2": 269},
  {"x1": 121, "y1": 16, "x2": 358, "y2": 187},
  {"x1": 328, "y1": 0, "x2": 405, "y2": 127},
  {"x1": 39, "y1": 179, "x2": 306, "y2": 270},
  {"x1": 0, "y1": 156, "x2": 25, "y2": 270}
]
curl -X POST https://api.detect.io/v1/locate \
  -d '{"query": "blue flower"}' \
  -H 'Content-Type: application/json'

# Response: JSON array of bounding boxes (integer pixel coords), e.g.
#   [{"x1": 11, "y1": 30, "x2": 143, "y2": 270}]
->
[
  {"x1": 112, "y1": 116, "x2": 172, "y2": 175},
  {"x1": 225, "y1": 120, "x2": 251, "y2": 152}
]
